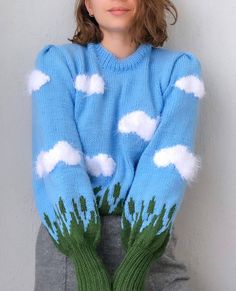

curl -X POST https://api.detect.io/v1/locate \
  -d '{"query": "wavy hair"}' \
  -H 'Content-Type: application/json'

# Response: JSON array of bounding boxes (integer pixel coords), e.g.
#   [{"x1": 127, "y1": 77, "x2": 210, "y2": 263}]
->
[{"x1": 68, "y1": 0, "x2": 178, "y2": 47}]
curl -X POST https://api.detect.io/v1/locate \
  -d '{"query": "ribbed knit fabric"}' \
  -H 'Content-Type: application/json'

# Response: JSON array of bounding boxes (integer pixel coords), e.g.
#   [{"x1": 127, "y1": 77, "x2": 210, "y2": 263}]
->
[
  {"x1": 113, "y1": 218, "x2": 171, "y2": 290},
  {"x1": 69, "y1": 244, "x2": 111, "y2": 290},
  {"x1": 28, "y1": 41, "x2": 206, "y2": 290}
]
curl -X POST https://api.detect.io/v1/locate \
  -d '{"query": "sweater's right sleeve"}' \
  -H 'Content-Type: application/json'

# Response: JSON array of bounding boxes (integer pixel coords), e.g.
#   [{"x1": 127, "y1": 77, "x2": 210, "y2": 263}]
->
[
  {"x1": 112, "y1": 52, "x2": 205, "y2": 291},
  {"x1": 28, "y1": 44, "x2": 111, "y2": 291}
]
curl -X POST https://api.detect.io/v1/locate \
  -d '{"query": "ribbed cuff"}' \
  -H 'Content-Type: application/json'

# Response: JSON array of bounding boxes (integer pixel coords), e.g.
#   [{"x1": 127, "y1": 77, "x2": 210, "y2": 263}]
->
[
  {"x1": 69, "y1": 244, "x2": 111, "y2": 291},
  {"x1": 113, "y1": 229, "x2": 171, "y2": 291},
  {"x1": 112, "y1": 244, "x2": 153, "y2": 291}
]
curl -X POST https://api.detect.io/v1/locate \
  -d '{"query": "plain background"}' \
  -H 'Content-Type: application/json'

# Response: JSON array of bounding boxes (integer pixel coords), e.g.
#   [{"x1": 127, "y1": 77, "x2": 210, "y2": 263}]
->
[{"x1": 0, "y1": 0, "x2": 235, "y2": 290}]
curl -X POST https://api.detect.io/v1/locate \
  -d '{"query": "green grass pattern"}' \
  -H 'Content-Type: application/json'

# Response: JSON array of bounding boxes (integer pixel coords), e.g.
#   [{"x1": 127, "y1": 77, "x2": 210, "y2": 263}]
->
[
  {"x1": 121, "y1": 195, "x2": 177, "y2": 255},
  {"x1": 43, "y1": 195, "x2": 100, "y2": 256},
  {"x1": 93, "y1": 182, "x2": 128, "y2": 215},
  {"x1": 43, "y1": 182, "x2": 176, "y2": 258},
  {"x1": 43, "y1": 182, "x2": 126, "y2": 254}
]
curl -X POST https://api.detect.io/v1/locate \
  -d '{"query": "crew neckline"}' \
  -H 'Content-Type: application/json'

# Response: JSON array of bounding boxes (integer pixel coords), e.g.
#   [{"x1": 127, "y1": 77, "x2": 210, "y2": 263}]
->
[{"x1": 88, "y1": 41, "x2": 152, "y2": 72}]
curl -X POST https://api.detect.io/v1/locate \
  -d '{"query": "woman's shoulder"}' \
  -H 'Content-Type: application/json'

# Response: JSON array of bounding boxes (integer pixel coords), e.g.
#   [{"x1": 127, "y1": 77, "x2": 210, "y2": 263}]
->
[
  {"x1": 35, "y1": 42, "x2": 88, "y2": 63},
  {"x1": 150, "y1": 46, "x2": 202, "y2": 79},
  {"x1": 151, "y1": 46, "x2": 201, "y2": 65},
  {"x1": 33, "y1": 42, "x2": 91, "y2": 77},
  {"x1": 59, "y1": 42, "x2": 87, "y2": 54}
]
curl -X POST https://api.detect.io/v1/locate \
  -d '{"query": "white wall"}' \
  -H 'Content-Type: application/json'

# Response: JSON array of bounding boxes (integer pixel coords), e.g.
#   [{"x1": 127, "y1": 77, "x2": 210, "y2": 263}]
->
[{"x1": 0, "y1": 0, "x2": 235, "y2": 290}]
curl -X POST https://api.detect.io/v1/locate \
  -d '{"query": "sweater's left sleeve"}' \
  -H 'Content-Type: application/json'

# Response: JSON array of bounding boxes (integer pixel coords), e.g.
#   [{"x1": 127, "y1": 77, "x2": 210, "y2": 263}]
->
[
  {"x1": 113, "y1": 52, "x2": 206, "y2": 290},
  {"x1": 28, "y1": 44, "x2": 111, "y2": 291}
]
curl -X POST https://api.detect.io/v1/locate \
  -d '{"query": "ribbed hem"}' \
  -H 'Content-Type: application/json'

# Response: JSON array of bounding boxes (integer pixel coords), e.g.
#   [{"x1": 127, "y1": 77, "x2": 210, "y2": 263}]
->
[
  {"x1": 88, "y1": 41, "x2": 152, "y2": 72},
  {"x1": 69, "y1": 244, "x2": 111, "y2": 291}
]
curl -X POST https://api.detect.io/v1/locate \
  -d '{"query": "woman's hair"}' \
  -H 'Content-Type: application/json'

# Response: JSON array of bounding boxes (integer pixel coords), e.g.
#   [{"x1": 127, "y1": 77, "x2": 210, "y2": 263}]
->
[{"x1": 68, "y1": 0, "x2": 178, "y2": 47}]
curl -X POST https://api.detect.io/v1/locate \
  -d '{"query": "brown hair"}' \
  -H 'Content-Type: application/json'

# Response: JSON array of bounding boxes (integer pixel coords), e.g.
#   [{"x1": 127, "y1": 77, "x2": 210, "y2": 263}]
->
[{"x1": 68, "y1": 0, "x2": 178, "y2": 47}]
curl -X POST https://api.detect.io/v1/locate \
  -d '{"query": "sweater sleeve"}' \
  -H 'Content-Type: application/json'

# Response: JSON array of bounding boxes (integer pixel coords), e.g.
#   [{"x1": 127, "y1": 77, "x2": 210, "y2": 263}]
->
[
  {"x1": 29, "y1": 44, "x2": 111, "y2": 291},
  {"x1": 113, "y1": 52, "x2": 206, "y2": 290}
]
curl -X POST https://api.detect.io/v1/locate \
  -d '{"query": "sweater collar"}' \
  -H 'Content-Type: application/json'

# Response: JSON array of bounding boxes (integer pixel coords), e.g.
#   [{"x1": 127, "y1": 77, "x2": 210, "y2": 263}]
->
[{"x1": 89, "y1": 41, "x2": 152, "y2": 72}]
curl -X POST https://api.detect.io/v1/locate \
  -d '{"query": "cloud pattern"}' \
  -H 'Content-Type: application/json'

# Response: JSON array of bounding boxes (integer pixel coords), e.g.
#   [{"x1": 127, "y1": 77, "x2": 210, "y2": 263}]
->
[
  {"x1": 74, "y1": 73, "x2": 105, "y2": 96},
  {"x1": 35, "y1": 140, "x2": 82, "y2": 178},
  {"x1": 29, "y1": 69, "x2": 204, "y2": 181},
  {"x1": 118, "y1": 110, "x2": 160, "y2": 141},
  {"x1": 27, "y1": 69, "x2": 50, "y2": 95},
  {"x1": 85, "y1": 153, "x2": 116, "y2": 177},
  {"x1": 175, "y1": 74, "x2": 205, "y2": 99},
  {"x1": 153, "y1": 144, "x2": 201, "y2": 183}
]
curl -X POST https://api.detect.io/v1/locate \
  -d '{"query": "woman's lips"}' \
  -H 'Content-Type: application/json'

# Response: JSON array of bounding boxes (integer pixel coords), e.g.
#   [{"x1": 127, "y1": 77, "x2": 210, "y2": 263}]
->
[{"x1": 108, "y1": 10, "x2": 130, "y2": 16}]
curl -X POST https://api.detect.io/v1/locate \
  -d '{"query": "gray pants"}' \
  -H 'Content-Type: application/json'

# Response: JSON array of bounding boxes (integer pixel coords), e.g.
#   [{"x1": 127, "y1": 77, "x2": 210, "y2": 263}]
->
[{"x1": 34, "y1": 215, "x2": 191, "y2": 291}]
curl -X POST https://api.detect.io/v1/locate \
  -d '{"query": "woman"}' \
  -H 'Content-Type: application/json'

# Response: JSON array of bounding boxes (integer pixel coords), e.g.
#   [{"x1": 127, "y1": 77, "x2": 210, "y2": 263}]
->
[{"x1": 29, "y1": 0, "x2": 205, "y2": 290}]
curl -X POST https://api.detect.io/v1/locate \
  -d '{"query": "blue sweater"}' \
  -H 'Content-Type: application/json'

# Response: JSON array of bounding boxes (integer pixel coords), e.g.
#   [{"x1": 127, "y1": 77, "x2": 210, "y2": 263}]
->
[{"x1": 28, "y1": 41, "x2": 205, "y2": 290}]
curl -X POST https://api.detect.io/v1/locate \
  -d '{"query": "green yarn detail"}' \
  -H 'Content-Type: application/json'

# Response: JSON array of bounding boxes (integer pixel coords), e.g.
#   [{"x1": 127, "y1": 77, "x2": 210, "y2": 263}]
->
[
  {"x1": 121, "y1": 196, "x2": 176, "y2": 252},
  {"x1": 43, "y1": 195, "x2": 100, "y2": 256},
  {"x1": 43, "y1": 196, "x2": 111, "y2": 291},
  {"x1": 147, "y1": 196, "x2": 155, "y2": 217},
  {"x1": 93, "y1": 182, "x2": 127, "y2": 215},
  {"x1": 113, "y1": 197, "x2": 175, "y2": 291},
  {"x1": 70, "y1": 244, "x2": 111, "y2": 291},
  {"x1": 112, "y1": 245, "x2": 153, "y2": 291},
  {"x1": 112, "y1": 230, "x2": 171, "y2": 291}
]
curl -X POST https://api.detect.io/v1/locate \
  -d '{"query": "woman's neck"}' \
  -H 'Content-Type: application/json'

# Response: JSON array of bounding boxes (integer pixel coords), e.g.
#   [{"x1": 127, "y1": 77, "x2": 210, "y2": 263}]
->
[{"x1": 100, "y1": 35, "x2": 138, "y2": 59}]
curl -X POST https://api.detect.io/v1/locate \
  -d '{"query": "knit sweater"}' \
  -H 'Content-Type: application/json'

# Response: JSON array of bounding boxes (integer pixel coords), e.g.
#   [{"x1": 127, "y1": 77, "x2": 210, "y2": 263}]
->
[{"x1": 28, "y1": 41, "x2": 206, "y2": 291}]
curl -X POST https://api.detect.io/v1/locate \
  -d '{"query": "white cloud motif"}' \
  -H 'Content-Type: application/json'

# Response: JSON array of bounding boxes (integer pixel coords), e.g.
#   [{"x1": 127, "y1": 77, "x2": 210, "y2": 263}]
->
[
  {"x1": 35, "y1": 140, "x2": 82, "y2": 178},
  {"x1": 175, "y1": 75, "x2": 206, "y2": 99},
  {"x1": 153, "y1": 144, "x2": 201, "y2": 183},
  {"x1": 27, "y1": 69, "x2": 50, "y2": 95},
  {"x1": 85, "y1": 153, "x2": 116, "y2": 177},
  {"x1": 118, "y1": 110, "x2": 160, "y2": 141},
  {"x1": 74, "y1": 73, "x2": 105, "y2": 96}
]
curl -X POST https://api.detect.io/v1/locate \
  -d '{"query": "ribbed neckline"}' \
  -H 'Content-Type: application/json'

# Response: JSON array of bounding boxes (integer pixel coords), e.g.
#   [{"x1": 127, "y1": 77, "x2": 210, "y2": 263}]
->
[{"x1": 88, "y1": 41, "x2": 152, "y2": 72}]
